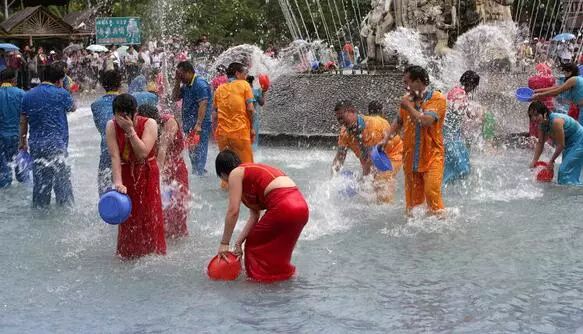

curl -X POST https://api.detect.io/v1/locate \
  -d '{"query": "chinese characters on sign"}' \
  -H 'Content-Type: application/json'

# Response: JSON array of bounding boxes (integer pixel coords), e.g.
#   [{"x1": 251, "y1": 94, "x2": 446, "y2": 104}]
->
[{"x1": 95, "y1": 17, "x2": 141, "y2": 45}]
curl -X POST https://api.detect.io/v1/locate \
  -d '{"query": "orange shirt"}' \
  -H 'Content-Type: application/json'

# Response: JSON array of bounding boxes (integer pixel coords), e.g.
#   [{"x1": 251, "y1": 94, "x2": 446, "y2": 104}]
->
[
  {"x1": 399, "y1": 89, "x2": 447, "y2": 173},
  {"x1": 338, "y1": 115, "x2": 403, "y2": 164},
  {"x1": 213, "y1": 79, "x2": 254, "y2": 139}
]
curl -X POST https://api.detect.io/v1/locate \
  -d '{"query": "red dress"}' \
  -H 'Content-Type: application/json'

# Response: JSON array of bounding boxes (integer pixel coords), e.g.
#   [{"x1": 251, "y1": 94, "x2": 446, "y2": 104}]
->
[
  {"x1": 240, "y1": 163, "x2": 309, "y2": 282},
  {"x1": 115, "y1": 116, "x2": 166, "y2": 259},
  {"x1": 160, "y1": 114, "x2": 189, "y2": 238}
]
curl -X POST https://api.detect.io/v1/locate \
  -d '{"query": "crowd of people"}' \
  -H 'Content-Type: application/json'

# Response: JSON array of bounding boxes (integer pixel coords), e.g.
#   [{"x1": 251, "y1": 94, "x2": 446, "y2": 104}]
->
[
  {"x1": 2, "y1": 36, "x2": 583, "y2": 282},
  {"x1": 516, "y1": 35, "x2": 583, "y2": 71}
]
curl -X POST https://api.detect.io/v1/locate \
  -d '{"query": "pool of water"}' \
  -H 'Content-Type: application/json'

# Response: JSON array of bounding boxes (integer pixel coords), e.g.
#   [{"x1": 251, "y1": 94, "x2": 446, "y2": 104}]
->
[{"x1": 2, "y1": 107, "x2": 583, "y2": 333}]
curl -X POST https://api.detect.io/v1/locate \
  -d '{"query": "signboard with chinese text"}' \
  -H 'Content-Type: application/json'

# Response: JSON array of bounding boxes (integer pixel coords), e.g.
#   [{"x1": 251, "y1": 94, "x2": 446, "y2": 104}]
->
[{"x1": 95, "y1": 17, "x2": 141, "y2": 45}]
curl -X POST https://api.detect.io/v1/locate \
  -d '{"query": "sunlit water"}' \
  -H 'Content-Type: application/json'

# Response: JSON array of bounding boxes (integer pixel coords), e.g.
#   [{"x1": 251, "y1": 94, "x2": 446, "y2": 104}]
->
[{"x1": 2, "y1": 105, "x2": 583, "y2": 333}]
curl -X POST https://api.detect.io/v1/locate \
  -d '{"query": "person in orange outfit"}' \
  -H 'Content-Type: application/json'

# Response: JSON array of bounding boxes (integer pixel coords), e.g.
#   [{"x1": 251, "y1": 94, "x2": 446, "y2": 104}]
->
[
  {"x1": 382, "y1": 65, "x2": 447, "y2": 215},
  {"x1": 213, "y1": 62, "x2": 256, "y2": 165},
  {"x1": 332, "y1": 100, "x2": 403, "y2": 203}
]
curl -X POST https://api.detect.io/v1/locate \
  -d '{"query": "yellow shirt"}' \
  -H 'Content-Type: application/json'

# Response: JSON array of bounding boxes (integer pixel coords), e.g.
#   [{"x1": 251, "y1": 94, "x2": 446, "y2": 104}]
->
[
  {"x1": 338, "y1": 115, "x2": 403, "y2": 164},
  {"x1": 399, "y1": 89, "x2": 447, "y2": 173},
  {"x1": 214, "y1": 79, "x2": 254, "y2": 139}
]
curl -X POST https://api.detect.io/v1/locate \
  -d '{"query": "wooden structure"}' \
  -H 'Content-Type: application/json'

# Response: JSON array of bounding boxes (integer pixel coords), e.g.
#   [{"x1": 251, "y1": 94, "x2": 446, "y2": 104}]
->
[{"x1": 0, "y1": 6, "x2": 95, "y2": 44}]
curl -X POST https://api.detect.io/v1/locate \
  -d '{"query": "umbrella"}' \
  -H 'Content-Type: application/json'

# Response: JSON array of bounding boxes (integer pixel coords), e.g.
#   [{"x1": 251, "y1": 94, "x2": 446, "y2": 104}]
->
[
  {"x1": 0, "y1": 43, "x2": 20, "y2": 52},
  {"x1": 63, "y1": 44, "x2": 83, "y2": 53},
  {"x1": 552, "y1": 33, "x2": 576, "y2": 42},
  {"x1": 116, "y1": 45, "x2": 129, "y2": 56},
  {"x1": 86, "y1": 44, "x2": 109, "y2": 52}
]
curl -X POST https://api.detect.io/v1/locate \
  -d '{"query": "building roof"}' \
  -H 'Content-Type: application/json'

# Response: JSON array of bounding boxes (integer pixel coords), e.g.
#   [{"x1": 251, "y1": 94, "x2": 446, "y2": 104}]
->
[
  {"x1": 0, "y1": 6, "x2": 76, "y2": 37},
  {"x1": 62, "y1": 8, "x2": 96, "y2": 31}
]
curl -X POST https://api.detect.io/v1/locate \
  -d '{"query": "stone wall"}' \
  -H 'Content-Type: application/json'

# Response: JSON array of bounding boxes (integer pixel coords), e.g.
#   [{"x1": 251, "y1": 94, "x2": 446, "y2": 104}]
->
[{"x1": 260, "y1": 72, "x2": 531, "y2": 143}]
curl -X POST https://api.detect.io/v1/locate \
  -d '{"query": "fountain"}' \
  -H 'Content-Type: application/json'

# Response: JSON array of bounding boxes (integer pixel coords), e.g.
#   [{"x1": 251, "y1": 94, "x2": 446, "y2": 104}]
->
[{"x1": 251, "y1": 0, "x2": 529, "y2": 146}]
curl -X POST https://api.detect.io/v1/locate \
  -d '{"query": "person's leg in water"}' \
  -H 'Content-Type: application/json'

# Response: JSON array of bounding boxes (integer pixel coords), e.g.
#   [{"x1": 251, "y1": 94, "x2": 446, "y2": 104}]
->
[
  {"x1": 443, "y1": 140, "x2": 470, "y2": 186},
  {"x1": 31, "y1": 148, "x2": 56, "y2": 208},
  {"x1": 0, "y1": 136, "x2": 18, "y2": 188},
  {"x1": 215, "y1": 136, "x2": 254, "y2": 188},
  {"x1": 53, "y1": 151, "x2": 74, "y2": 207},
  {"x1": 97, "y1": 153, "x2": 112, "y2": 195},
  {"x1": 557, "y1": 145, "x2": 583, "y2": 185},
  {"x1": 404, "y1": 171, "x2": 425, "y2": 215},
  {"x1": 423, "y1": 161, "x2": 445, "y2": 214},
  {"x1": 188, "y1": 121, "x2": 212, "y2": 176},
  {"x1": 373, "y1": 160, "x2": 402, "y2": 203}
]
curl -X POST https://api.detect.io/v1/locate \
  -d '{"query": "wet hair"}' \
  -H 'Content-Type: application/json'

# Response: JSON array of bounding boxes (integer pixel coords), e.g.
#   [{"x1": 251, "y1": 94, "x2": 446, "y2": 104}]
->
[
  {"x1": 100, "y1": 70, "x2": 122, "y2": 91},
  {"x1": 113, "y1": 93, "x2": 138, "y2": 117},
  {"x1": 246, "y1": 75, "x2": 255, "y2": 86},
  {"x1": 176, "y1": 61, "x2": 194, "y2": 73},
  {"x1": 528, "y1": 101, "x2": 550, "y2": 119},
  {"x1": 215, "y1": 149, "x2": 242, "y2": 178},
  {"x1": 138, "y1": 104, "x2": 162, "y2": 140},
  {"x1": 460, "y1": 70, "x2": 480, "y2": 92},
  {"x1": 368, "y1": 100, "x2": 383, "y2": 115},
  {"x1": 0, "y1": 68, "x2": 16, "y2": 82},
  {"x1": 334, "y1": 100, "x2": 356, "y2": 112},
  {"x1": 404, "y1": 65, "x2": 430, "y2": 85},
  {"x1": 560, "y1": 63, "x2": 579, "y2": 79},
  {"x1": 226, "y1": 62, "x2": 245, "y2": 77},
  {"x1": 45, "y1": 63, "x2": 66, "y2": 83}
]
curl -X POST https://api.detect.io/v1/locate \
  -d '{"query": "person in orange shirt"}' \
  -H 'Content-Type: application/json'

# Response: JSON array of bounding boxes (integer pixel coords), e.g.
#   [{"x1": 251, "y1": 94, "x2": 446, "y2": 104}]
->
[
  {"x1": 382, "y1": 65, "x2": 446, "y2": 215},
  {"x1": 332, "y1": 100, "x2": 403, "y2": 203},
  {"x1": 213, "y1": 62, "x2": 256, "y2": 164}
]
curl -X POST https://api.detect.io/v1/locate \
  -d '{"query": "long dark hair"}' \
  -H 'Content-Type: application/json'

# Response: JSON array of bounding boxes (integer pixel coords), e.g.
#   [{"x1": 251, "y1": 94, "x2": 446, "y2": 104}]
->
[
  {"x1": 215, "y1": 150, "x2": 241, "y2": 178},
  {"x1": 528, "y1": 101, "x2": 551, "y2": 120},
  {"x1": 137, "y1": 104, "x2": 162, "y2": 140},
  {"x1": 113, "y1": 94, "x2": 137, "y2": 117},
  {"x1": 560, "y1": 62, "x2": 579, "y2": 79}
]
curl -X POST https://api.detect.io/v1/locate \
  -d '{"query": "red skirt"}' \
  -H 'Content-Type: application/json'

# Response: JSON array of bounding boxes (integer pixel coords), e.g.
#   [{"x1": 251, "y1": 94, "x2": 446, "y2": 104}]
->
[
  {"x1": 162, "y1": 157, "x2": 189, "y2": 238},
  {"x1": 244, "y1": 187, "x2": 309, "y2": 282},
  {"x1": 117, "y1": 159, "x2": 166, "y2": 259}
]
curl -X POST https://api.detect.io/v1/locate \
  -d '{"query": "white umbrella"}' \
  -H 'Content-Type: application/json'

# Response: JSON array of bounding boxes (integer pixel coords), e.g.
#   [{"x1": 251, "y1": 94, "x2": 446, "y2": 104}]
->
[
  {"x1": 116, "y1": 45, "x2": 129, "y2": 56},
  {"x1": 86, "y1": 44, "x2": 109, "y2": 52}
]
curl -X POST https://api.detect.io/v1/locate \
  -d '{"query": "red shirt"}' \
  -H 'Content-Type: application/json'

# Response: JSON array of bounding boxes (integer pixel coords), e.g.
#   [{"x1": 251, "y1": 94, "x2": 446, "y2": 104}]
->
[{"x1": 240, "y1": 163, "x2": 286, "y2": 210}]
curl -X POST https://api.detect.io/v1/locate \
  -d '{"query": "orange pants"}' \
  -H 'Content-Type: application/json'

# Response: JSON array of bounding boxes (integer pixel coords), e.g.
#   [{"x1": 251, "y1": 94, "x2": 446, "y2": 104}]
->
[
  {"x1": 216, "y1": 136, "x2": 254, "y2": 163},
  {"x1": 373, "y1": 160, "x2": 402, "y2": 203},
  {"x1": 216, "y1": 136, "x2": 253, "y2": 189},
  {"x1": 404, "y1": 161, "x2": 444, "y2": 213}
]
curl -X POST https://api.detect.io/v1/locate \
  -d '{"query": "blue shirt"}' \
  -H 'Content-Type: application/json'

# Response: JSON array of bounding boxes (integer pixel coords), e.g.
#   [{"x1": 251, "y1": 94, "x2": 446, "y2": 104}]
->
[
  {"x1": 132, "y1": 91, "x2": 159, "y2": 108},
  {"x1": 22, "y1": 83, "x2": 74, "y2": 151},
  {"x1": 128, "y1": 75, "x2": 147, "y2": 94},
  {"x1": 0, "y1": 84, "x2": 25, "y2": 137},
  {"x1": 91, "y1": 94, "x2": 117, "y2": 157},
  {"x1": 180, "y1": 75, "x2": 212, "y2": 132},
  {"x1": 544, "y1": 112, "x2": 583, "y2": 148}
]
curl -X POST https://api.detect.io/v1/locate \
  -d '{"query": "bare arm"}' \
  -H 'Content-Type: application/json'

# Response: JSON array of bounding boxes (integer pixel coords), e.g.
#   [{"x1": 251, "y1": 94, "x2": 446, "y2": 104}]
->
[
  {"x1": 220, "y1": 167, "x2": 244, "y2": 246},
  {"x1": 530, "y1": 125, "x2": 548, "y2": 167},
  {"x1": 19, "y1": 114, "x2": 28, "y2": 150},
  {"x1": 106, "y1": 121, "x2": 125, "y2": 193},
  {"x1": 126, "y1": 119, "x2": 158, "y2": 161},
  {"x1": 548, "y1": 119, "x2": 565, "y2": 164},
  {"x1": 332, "y1": 147, "x2": 347, "y2": 173},
  {"x1": 157, "y1": 118, "x2": 178, "y2": 169},
  {"x1": 194, "y1": 100, "x2": 208, "y2": 131},
  {"x1": 534, "y1": 78, "x2": 576, "y2": 98},
  {"x1": 381, "y1": 116, "x2": 403, "y2": 146}
]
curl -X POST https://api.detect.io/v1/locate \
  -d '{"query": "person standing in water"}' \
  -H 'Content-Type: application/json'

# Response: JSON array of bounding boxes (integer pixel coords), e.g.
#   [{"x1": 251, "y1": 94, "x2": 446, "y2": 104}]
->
[
  {"x1": 443, "y1": 70, "x2": 480, "y2": 185},
  {"x1": 91, "y1": 70, "x2": 121, "y2": 195},
  {"x1": 528, "y1": 101, "x2": 583, "y2": 185},
  {"x1": 138, "y1": 104, "x2": 189, "y2": 239},
  {"x1": 0, "y1": 69, "x2": 25, "y2": 188},
  {"x1": 532, "y1": 63, "x2": 583, "y2": 125},
  {"x1": 20, "y1": 63, "x2": 75, "y2": 208},
  {"x1": 382, "y1": 65, "x2": 447, "y2": 215},
  {"x1": 106, "y1": 94, "x2": 166, "y2": 259},
  {"x1": 172, "y1": 61, "x2": 213, "y2": 176},
  {"x1": 332, "y1": 100, "x2": 403, "y2": 203},
  {"x1": 246, "y1": 75, "x2": 266, "y2": 151},
  {"x1": 215, "y1": 150, "x2": 309, "y2": 282},
  {"x1": 213, "y1": 62, "x2": 256, "y2": 179}
]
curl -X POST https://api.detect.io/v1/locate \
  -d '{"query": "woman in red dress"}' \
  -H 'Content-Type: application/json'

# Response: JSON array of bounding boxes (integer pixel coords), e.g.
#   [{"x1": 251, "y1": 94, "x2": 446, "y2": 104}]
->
[
  {"x1": 138, "y1": 104, "x2": 189, "y2": 238},
  {"x1": 215, "y1": 150, "x2": 309, "y2": 282},
  {"x1": 105, "y1": 94, "x2": 166, "y2": 259}
]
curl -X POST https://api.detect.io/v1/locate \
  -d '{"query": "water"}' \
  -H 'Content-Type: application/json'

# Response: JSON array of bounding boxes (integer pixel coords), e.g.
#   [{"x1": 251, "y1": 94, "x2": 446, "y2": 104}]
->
[{"x1": 2, "y1": 105, "x2": 583, "y2": 333}]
